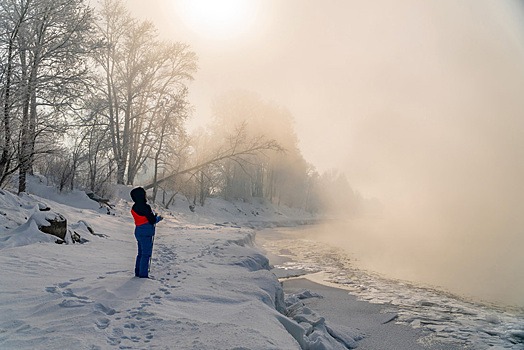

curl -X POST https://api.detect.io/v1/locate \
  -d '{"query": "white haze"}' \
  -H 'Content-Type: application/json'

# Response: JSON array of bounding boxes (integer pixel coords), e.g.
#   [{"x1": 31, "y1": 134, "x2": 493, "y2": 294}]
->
[
  {"x1": 328, "y1": 1, "x2": 524, "y2": 306},
  {"x1": 124, "y1": 0, "x2": 524, "y2": 306},
  {"x1": 335, "y1": 1, "x2": 524, "y2": 307}
]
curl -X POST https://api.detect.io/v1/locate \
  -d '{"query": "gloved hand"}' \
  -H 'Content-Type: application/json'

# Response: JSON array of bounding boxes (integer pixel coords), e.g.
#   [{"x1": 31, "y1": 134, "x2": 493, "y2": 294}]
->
[{"x1": 156, "y1": 216, "x2": 163, "y2": 223}]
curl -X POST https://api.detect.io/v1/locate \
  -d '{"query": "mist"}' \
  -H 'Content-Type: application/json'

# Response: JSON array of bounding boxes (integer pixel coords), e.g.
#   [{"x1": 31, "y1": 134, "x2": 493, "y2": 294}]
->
[
  {"x1": 123, "y1": 0, "x2": 524, "y2": 306},
  {"x1": 304, "y1": 1, "x2": 524, "y2": 306}
]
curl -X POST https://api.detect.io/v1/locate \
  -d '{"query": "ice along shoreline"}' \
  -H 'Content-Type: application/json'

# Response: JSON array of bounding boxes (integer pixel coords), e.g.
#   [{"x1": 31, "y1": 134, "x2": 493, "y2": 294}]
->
[{"x1": 256, "y1": 225, "x2": 524, "y2": 350}]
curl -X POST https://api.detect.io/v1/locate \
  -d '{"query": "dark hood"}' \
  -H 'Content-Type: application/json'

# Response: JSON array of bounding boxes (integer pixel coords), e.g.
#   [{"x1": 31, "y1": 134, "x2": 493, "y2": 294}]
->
[{"x1": 130, "y1": 187, "x2": 147, "y2": 203}]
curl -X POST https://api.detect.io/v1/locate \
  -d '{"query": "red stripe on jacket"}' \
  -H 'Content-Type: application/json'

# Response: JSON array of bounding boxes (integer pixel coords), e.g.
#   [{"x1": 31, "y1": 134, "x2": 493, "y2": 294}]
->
[{"x1": 131, "y1": 209, "x2": 149, "y2": 226}]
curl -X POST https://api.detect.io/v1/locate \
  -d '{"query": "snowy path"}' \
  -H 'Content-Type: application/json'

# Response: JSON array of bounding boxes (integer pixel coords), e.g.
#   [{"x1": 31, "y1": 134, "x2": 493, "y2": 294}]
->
[
  {"x1": 0, "y1": 185, "x2": 364, "y2": 349},
  {"x1": 0, "y1": 214, "x2": 307, "y2": 349}
]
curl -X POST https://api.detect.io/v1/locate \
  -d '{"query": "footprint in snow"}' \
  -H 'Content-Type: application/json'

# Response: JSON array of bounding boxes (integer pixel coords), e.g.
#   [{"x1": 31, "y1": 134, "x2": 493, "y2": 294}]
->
[
  {"x1": 45, "y1": 286, "x2": 58, "y2": 294},
  {"x1": 60, "y1": 299, "x2": 91, "y2": 308},
  {"x1": 107, "y1": 327, "x2": 124, "y2": 345},
  {"x1": 69, "y1": 277, "x2": 85, "y2": 282},
  {"x1": 62, "y1": 288, "x2": 89, "y2": 300},
  {"x1": 95, "y1": 318, "x2": 110, "y2": 330},
  {"x1": 159, "y1": 288, "x2": 171, "y2": 295},
  {"x1": 94, "y1": 303, "x2": 116, "y2": 315}
]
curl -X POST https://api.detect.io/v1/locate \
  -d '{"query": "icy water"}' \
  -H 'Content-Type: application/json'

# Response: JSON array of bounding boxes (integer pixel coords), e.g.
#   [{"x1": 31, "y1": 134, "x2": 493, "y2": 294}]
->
[{"x1": 257, "y1": 225, "x2": 524, "y2": 350}]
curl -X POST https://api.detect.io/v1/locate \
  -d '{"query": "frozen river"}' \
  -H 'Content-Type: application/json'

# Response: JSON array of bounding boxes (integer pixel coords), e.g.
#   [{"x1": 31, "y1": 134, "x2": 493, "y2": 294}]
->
[{"x1": 257, "y1": 225, "x2": 524, "y2": 350}]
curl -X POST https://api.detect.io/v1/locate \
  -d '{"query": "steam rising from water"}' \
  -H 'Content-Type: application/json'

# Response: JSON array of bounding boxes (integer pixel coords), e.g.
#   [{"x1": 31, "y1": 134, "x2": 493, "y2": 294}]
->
[{"x1": 325, "y1": 2, "x2": 524, "y2": 307}]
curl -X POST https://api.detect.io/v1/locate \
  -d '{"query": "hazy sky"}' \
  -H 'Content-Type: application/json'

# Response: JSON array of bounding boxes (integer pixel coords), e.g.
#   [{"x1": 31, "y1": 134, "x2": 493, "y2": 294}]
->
[{"x1": 125, "y1": 0, "x2": 524, "y2": 193}]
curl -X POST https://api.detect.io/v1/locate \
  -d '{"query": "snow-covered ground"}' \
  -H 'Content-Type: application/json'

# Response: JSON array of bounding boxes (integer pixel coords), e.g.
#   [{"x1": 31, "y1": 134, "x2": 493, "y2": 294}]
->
[{"x1": 0, "y1": 177, "x2": 358, "y2": 349}]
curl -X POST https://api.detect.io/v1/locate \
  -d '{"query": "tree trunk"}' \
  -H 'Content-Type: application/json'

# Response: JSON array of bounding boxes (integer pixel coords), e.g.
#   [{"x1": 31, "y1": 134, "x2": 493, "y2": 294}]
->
[
  {"x1": 120, "y1": 89, "x2": 131, "y2": 184},
  {"x1": 18, "y1": 44, "x2": 30, "y2": 193},
  {"x1": 0, "y1": 39, "x2": 14, "y2": 183},
  {"x1": 105, "y1": 51, "x2": 124, "y2": 184},
  {"x1": 28, "y1": 75, "x2": 38, "y2": 175},
  {"x1": 19, "y1": 47, "x2": 40, "y2": 193},
  {"x1": 199, "y1": 171, "x2": 205, "y2": 206},
  {"x1": 151, "y1": 153, "x2": 160, "y2": 203}
]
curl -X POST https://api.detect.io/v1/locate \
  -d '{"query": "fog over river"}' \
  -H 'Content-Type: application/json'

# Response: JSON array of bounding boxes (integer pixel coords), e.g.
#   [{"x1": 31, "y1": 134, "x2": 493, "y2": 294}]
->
[{"x1": 289, "y1": 222, "x2": 524, "y2": 308}]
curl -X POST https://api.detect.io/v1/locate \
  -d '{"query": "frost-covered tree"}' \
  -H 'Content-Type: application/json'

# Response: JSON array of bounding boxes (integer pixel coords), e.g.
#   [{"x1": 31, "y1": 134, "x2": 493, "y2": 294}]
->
[
  {"x1": 0, "y1": 0, "x2": 32, "y2": 187},
  {"x1": 149, "y1": 91, "x2": 192, "y2": 202},
  {"x1": 92, "y1": 0, "x2": 197, "y2": 185},
  {"x1": 0, "y1": 0, "x2": 96, "y2": 192},
  {"x1": 142, "y1": 122, "x2": 283, "y2": 194},
  {"x1": 208, "y1": 91, "x2": 311, "y2": 207}
]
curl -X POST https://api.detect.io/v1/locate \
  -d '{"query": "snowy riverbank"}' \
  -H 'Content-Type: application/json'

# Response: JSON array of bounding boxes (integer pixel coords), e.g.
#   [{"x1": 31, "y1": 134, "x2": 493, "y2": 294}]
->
[
  {"x1": 0, "y1": 180, "x2": 360, "y2": 349},
  {"x1": 6, "y1": 178, "x2": 519, "y2": 349}
]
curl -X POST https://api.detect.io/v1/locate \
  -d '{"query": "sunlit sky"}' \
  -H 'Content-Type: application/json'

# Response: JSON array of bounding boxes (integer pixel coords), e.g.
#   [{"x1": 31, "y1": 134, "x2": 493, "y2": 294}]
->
[
  {"x1": 173, "y1": 0, "x2": 260, "y2": 40},
  {"x1": 125, "y1": 0, "x2": 524, "y2": 201}
]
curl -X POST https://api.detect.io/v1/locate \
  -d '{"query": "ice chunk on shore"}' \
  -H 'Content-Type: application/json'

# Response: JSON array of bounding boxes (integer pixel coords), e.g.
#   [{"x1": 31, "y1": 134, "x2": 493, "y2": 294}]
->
[{"x1": 283, "y1": 289, "x2": 361, "y2": 349}]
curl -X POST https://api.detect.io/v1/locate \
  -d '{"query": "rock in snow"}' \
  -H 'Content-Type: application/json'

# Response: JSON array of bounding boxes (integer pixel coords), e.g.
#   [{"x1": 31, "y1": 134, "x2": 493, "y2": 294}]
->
[{"x1": 36, "y1": 212, "x2": 67, "y2": 240}]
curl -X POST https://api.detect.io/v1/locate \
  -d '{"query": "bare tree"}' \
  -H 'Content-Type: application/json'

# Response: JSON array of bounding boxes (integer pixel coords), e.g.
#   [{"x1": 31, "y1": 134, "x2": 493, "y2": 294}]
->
[
  {"x1": 0, "y1": 0, "x2": 32, "y2": 187},
  {"x1": 93, "y1": 0, "x2": 197, "y2": 185},
  {"x1": 206, "y1": 91, "x2": 314, "y2": 206},
  {"x1": 149, "y1": 92, "x2": 191, "y2": 202},
  {"x1": 91, "y1": 0, "x2": 132, "y2": 185},
  {"x1": 142, "y1": 124, "x2": 283, "y2": 191},
  {"x1": 77, "y1": 100, "x2": 115, "y2": 194},
  {"x1": 6, "y1": 0, "x2": 96, "y2": 193},
  {"x1": 125, "y1": 43, "x2": 196, "y2": 185}
]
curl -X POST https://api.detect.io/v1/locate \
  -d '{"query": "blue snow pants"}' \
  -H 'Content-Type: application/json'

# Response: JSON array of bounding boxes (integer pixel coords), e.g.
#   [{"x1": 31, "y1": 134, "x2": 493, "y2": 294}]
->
[{"x1": 134, "y1": 223, "x2": 155, "y2": 278}]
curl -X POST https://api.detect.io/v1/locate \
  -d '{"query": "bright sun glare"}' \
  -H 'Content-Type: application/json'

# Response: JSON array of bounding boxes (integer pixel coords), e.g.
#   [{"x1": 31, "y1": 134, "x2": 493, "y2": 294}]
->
[{"x1": 179, "y1": 0, "x2": 257, "y2": 40}]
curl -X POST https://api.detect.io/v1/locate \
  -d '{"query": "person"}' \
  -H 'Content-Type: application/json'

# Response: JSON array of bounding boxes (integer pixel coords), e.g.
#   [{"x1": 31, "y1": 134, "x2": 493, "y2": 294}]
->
[{"x1": 130, "y1": 187, "x2": 162, "y2": 278}]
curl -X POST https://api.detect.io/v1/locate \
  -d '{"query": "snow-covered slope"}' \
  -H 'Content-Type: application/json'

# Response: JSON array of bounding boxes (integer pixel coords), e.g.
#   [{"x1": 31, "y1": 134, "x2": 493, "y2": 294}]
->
[{"x1": 0, "y1": 179, "x2": 358, "y2": 349}]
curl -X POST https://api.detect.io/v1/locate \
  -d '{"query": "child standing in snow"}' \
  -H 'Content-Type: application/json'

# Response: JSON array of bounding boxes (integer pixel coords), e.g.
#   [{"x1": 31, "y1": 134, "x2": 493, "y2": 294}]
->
[{"x1": 130, "y1": 187, "x2": 162, "y2": 278}]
